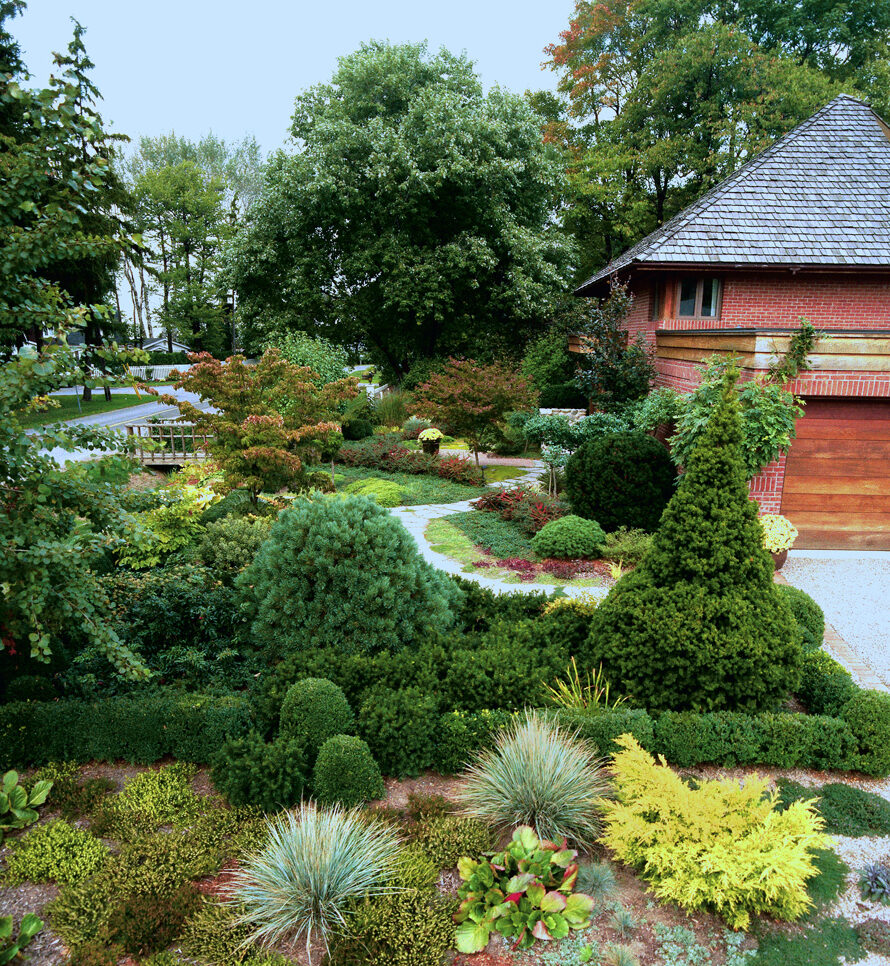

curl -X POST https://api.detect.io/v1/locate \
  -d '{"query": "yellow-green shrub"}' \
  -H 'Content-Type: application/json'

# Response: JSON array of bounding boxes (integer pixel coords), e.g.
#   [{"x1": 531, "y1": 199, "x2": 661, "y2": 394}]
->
[{"x1": 600, "y1": 733, "x2": 830, "y2": 929}]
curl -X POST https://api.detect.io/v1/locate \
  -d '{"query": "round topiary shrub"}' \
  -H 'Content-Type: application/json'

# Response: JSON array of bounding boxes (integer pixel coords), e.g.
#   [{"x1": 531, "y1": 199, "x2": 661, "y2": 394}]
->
[
  {"x1": 798, "y1": 651, "x2": 856, "y2": 716},
  {"x1": 313, "y1": 734, "x2": 384, "y2": 807},
  {"x1": 843, "y1": 690, "x2": 890, "y2": 777},
  {"x1": 564, "y1": 431, "x2": 675, "y2": 532},
  {"x1": 358, "y1": 686, "x2": 439, "y2": 777},
  {"x1": 238, "y1": 493, "x2": 462, "y2": 655},
  {"x1": 776, "y1": 585, "x2": 825, "y2": 649},
  {"x1": 531, "y1": 515, "x2": 606, "y2": 560},
  {"x1": 343, "y1": 478, "x2": 405, "y2": 507},
  {"x1": 583, "y1": 373, "x2": 802, "y2": 713},
  {"x1": 280, "y1": 678, "x2": 354, "y2": 753}
]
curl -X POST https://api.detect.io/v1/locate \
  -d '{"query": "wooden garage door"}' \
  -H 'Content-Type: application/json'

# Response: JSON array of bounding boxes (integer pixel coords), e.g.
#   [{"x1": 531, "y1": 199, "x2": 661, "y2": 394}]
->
[{"x1": 781, "y1": 399, "x2": 890, "y2": 550}]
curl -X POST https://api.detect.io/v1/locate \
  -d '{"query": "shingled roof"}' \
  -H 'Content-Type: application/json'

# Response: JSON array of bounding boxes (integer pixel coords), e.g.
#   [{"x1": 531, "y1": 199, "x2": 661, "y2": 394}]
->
[{"x1": 575, "y1": 95, "x2": 890, "y2": 294}]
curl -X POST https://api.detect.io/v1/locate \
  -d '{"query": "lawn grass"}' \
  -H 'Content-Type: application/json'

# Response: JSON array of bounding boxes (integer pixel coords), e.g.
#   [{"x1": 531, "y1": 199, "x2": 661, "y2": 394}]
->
[
  {"x1": 445, "y1": 509, "x2": 534, "y2": 557},
  {"x1": 425, "y1": 516, "x2": 603, "y2": 588},
  {"x1": 317, "y1": 465, "x2": 489, "y2": 506},
  {"x1": 18, "y1": 393, "x2": 150, "y2": 429},
  {"x1": 777, "y1": 780, "x2": 890, "y2": 838}
]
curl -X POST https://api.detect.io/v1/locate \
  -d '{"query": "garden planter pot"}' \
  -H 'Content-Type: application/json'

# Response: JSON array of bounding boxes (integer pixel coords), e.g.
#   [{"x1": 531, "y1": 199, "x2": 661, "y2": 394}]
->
[
  {"x1": 771, "y1": 549, "x2": 788, "y2": 570},
  {"x1": 422, "y1": 440, "x2": 440, "y2": 455}
]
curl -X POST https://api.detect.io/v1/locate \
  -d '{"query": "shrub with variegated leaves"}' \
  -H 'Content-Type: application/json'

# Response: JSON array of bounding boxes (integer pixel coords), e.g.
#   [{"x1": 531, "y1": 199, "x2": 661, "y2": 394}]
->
[{"x1": 454, "y1": 825, "x2": 595, "y2": 952}]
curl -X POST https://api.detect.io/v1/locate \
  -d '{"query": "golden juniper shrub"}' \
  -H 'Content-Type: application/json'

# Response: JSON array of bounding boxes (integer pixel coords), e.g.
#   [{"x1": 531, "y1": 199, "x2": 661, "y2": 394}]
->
[
  {"x1": 600, "y1": 734, "x2": 831, "y2": 929},
  {"x1": 542, "y1": 593, "x2": 599, "y2": 617}
]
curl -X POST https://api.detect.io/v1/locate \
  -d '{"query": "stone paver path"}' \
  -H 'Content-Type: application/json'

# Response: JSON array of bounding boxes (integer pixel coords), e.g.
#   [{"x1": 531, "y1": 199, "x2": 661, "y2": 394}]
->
[{"x1": 392, "y1": 462, "x2": 609, "y2": 599}]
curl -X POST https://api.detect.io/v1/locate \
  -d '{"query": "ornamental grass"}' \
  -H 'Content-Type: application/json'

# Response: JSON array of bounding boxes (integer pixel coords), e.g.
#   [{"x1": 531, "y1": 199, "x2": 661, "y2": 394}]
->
[
  {"x1": 457, "y1": 710, "x2": 609, "y2": 849},
  {"x1": 228, "y1": 802, "x2": 401, "y2": 962}
]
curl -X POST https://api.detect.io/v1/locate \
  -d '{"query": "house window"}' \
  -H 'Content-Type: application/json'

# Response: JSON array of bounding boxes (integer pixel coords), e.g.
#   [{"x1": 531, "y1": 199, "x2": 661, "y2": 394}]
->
[{"x1": 677, "y1": 276, "x2": 722, "y2": 319}]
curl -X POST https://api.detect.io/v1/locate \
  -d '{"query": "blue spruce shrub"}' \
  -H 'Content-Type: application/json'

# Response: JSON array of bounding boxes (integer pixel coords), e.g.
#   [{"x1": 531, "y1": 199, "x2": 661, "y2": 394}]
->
[{"x1": 238, "y1": 494, "x2": 462, "y2": 655}]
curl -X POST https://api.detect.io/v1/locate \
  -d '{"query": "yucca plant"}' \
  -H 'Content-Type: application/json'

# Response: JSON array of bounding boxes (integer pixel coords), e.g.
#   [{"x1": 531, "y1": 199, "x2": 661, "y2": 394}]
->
[
  {"x1": 544, "y1": 658, "x2": 628, "y2": 712},
  {"x1": 227, "y1": 803, "x2": 401, "y2": 962},
  {"x1": 458, "y1": 710, "x2": 609, "y2": 849}
]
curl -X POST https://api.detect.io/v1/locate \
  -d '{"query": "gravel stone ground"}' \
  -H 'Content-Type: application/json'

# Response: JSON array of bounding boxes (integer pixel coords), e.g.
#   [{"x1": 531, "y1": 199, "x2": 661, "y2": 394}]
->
[{"x1": 783, "y1": 554, "x2": 890, "y2": 688}]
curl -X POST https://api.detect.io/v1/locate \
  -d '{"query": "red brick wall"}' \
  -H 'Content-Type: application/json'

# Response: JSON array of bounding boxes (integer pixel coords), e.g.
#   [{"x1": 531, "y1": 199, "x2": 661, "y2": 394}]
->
[
  {"x1": 624, "y1": 270, "x2": 890, "y2": 356},
  {"x1": 616, "y1": 269, "x2": 890, "y2": 514}
]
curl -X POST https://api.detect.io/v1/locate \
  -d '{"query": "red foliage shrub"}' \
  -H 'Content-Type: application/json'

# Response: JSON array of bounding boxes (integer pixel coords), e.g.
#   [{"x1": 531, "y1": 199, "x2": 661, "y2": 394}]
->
[
  {"x1": 338, "y1": 435, "x2": 482, "y2": 484},
  {"x1": 541, "y1": 558, "x2": 581, "y2": 579},
  {"x1": 437, "y1": 456, "x2": 483, "y2": 485},
  {"x1": 471, "y1": 486, "x2": 568, "y2": 534}
]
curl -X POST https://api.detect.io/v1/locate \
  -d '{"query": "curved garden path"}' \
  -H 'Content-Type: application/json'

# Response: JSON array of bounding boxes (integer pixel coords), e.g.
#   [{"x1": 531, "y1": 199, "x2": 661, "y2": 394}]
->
[
  {"x1": 391, "y1": 459, "x2": 610, "y2": 599},
  {"x1": 393, "y1": 457, "x2": 889, "y2": 691}
]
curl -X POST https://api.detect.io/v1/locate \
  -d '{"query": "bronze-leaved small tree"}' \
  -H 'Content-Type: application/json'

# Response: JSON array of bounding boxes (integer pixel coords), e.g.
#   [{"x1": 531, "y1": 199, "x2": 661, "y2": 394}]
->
[
  {"x1": 160, "y1": 349, "x2": 358, "y2": 502},
  {"x1": 582, "y1": 368, "x2": 802, "y2": 712},
  {"x1": 412, "y1": 358, "x2": 538, "y2": 467}
]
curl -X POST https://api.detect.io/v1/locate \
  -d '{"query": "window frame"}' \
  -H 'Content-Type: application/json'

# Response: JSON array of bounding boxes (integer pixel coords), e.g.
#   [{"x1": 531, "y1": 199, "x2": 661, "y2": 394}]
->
[{"x1": 675, "y1": 275, "x2": 723, "y2": 320}]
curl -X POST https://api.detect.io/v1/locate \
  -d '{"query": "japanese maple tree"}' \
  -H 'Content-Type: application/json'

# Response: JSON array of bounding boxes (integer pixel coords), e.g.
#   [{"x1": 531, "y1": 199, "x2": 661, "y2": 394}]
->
[
  {"x1": 412, "y1": 359, "x2": 538, "y2": 468},
  {"x1": 160, "y1": 349, "x2": 358, "y2": 502}
]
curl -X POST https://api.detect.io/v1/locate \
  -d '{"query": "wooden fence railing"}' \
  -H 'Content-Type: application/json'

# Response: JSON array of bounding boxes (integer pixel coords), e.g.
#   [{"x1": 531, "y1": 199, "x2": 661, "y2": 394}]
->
[{"x1": 125, "y1": 422, "x2": 213, "y2": 466}]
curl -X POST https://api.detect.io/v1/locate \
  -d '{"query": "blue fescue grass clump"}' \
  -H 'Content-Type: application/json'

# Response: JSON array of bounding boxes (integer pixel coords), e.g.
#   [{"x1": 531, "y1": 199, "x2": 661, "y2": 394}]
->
[{"x1": 229, "y1": 803, "x2": 401, "y2": 961}]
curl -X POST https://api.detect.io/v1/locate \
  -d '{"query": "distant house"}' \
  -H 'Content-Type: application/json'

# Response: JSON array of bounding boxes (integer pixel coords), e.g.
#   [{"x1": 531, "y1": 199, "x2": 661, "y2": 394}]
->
[
  {"x1": 142, "y1": 336, "x2": 192, "y2": 354},
  {"x1": 573, "y1": 95, "x2": 890, "y2": 550}
]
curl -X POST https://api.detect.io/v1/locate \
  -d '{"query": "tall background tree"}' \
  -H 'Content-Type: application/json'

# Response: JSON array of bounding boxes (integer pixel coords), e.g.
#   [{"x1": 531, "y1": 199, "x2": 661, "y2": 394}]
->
[
  {"x1": 228, "y1": 41, "x2": 576, "y2": 382},
  {"x1": 0, "y1": 5, "x2": 146, "y2": 678},
  {"x1": 118, "y1": 133, "x2": 263, "y2": 355},
  {"x1": 541, "y1": 0, "x2": 886, "y2": 282}
]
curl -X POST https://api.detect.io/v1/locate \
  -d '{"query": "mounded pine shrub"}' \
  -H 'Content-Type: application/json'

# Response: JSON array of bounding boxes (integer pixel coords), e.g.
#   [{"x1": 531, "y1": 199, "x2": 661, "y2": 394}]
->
[
  {"x1": 564, "y1": 431, "x2": 675, "y2": 532},
  {"x1": 583, "y1": 371, "x2": 802, "y2": 712},
  {"x1": 531, "y1": 515, "x2": 606, "y2": 560},
  {"x1": 238, "y1": 494, "x2": 462, "y2": 655}
]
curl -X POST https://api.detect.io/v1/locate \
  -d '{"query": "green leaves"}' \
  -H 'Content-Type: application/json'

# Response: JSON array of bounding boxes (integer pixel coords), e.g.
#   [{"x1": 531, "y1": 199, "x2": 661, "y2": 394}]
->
[
  {"x1": 0, "y1": 912, "x2": 44, "y2": 965},
  {"x1": 0, "y1": 770, "x2": 53, "y2": 843},
  {"x1": 454, "y1": 919, "x2": 491, "y2": 953},
  {"x1": 230, "y1": 41, "x2": 574, "y2": 372},
  {"x1": 454, "y1": 823, "x2": 596, "y2": 952}
]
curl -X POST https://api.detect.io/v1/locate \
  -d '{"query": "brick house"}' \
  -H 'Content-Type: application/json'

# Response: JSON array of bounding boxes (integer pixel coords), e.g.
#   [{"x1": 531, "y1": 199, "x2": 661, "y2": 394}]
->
[{"x1": 573, "y1": 94, "x2": 890, "y2": 550}]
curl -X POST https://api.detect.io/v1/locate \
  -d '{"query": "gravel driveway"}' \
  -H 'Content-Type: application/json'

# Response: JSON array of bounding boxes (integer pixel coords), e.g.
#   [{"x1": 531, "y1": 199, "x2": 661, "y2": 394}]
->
[{"x1": 783, "y1": 554, "x2": 890, "y2": 689}]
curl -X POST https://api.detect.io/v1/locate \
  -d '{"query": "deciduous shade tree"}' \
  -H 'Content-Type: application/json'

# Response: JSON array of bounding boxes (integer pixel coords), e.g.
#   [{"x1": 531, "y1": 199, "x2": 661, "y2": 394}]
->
[
  {"x1": 229, "y1": 41, "x2": 575, "y2": 378},
  {"x1": 118, "y1": 132, "x2": 264, "y2": 354},
  {"x1": 159, "y1": 349, "x2": 358, "y2": 502},
  {"x1": 543, "y1": 0, "x2": 848, "y2": 281},
  {"x1": 0, "y1": 13, "x2": 146, "y2": 678},
  {"x1": 411, "y1": 358, "x2": 538, "y2": 467},
  {"x1": 583, "y1": 369, "x2": 802, "y2": 712}
]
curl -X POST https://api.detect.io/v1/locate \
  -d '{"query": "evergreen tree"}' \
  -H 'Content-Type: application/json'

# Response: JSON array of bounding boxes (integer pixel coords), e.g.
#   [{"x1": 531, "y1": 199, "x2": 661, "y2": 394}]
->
[
  {"x1": 0, "y1": 0, "x2": 26, "y2": 138},
  {"x1": 41, "y1": 22, "x2": 132, "y2": 399},
  {"x1": 583, "y1": 369, "x2": 802, "y2": 712}
]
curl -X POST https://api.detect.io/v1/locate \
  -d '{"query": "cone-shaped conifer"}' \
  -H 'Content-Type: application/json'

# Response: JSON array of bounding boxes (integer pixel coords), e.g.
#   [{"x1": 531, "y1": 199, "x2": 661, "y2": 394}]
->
[{"x1": 583, "y1": 369, "x2": 801, "y2": 711}]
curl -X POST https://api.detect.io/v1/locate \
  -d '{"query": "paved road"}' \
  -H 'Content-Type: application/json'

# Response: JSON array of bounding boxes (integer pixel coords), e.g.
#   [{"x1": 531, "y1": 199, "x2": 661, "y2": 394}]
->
[{"x1": 38, "y1": 387, "x2": 213, "y2": 465}]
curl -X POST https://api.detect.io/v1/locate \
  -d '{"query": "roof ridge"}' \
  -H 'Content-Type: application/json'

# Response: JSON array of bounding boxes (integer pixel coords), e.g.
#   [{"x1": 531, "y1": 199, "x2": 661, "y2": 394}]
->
[
  {"x1": 643, "y1": 96, "x2": 861, "y2": 258},
  {"x1": 575, "y1": 94, "x2": 890, "y2": 291}
]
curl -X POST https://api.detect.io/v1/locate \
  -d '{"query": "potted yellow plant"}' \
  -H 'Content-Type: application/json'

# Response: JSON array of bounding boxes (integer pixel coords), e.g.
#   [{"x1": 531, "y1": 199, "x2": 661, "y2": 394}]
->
[
  {"x1": 419, "y1": 427, "x2": 444, "y2": 455},
  {"x1": 760, "y1": 513, "x2": 798, "y2": 570}
]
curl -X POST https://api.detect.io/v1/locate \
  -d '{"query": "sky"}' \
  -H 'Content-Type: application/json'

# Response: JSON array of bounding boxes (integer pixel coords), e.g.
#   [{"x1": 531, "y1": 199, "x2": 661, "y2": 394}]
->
[{"x1": 13, "y1": 0, "x2": 572, "y2": 156}]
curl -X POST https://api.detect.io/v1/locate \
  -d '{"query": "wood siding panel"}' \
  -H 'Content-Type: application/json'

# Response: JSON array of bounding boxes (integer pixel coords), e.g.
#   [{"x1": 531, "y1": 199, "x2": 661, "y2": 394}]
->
[{"x1": 781, "y1": 399, "x2": 890, "y2": 550}]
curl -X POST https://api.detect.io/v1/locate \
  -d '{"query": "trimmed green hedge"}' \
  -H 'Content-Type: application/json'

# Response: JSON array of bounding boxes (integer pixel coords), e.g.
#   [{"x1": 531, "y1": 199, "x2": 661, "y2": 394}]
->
[
  {"x1": 2, "y1": 653, "x2": 887, "y2": 778},
  {"x1": 0, "y1": 693, "x2": 253, "y2": 767}
]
